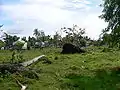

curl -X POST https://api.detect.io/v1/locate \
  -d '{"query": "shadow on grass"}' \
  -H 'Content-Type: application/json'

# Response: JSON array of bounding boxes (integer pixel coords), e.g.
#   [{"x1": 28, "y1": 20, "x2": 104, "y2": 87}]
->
[{"x1": 61, "y1": 68, "x2": 120, "y2": 90}]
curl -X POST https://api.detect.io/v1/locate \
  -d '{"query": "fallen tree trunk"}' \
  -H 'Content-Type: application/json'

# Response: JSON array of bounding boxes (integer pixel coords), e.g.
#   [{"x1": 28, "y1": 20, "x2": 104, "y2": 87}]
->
[
  {"x1": 21, "y1": 55, "x2": 45, "y2": 67},
  {"x1": 0, "y1": 55, "x2": 46, "y2": 89},
  {"x1": 0, "y1": 55, "x2": 45, "y2": 74}
]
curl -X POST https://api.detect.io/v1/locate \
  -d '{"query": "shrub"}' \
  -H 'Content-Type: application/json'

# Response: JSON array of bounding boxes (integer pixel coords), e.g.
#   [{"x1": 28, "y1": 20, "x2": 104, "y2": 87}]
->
[{"x1": 14, "y1": 41, "x2": 24, "y2": 50}]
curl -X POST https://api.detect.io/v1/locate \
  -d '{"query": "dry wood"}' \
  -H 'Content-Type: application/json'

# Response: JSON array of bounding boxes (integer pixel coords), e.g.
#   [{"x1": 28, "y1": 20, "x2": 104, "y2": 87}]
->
[
  {"x1": 14, "y1": 77, "x2": 28, "y2": 90},
  {"x1": 21, "y1": 55, "x2": 45, "y2": 67}
]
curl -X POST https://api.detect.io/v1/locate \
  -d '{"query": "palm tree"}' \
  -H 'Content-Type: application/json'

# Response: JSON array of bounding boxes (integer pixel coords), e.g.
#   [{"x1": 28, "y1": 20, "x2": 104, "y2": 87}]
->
[{"x1": 33, "y1": 29, "x2": 40, "y2": 40}]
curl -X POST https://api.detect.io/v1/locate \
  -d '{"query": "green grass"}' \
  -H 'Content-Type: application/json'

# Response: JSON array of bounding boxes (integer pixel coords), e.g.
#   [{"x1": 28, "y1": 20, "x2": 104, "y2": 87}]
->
[{"x1": 1, "y1": 47, "x2": 120, "y2": 90}]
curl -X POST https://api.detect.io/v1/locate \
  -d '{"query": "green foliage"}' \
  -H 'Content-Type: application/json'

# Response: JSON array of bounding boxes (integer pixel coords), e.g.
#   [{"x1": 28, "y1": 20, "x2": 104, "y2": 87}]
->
[
  {"x1": 38, "y1": 30, "x2": 45, "y2": 42},
  {"x1": 10, "y1": 51, "x2": 16, "y2": 63},
  {"x1": 10, "y1": 51, "x2": 24, "y2": 63},
  {"x1": 40, "y1": 57, "x2": 52, "y2": 64},
  {"x1": 102, "y1": 47, "x2": 113, "y2": 52},
  {"x1": 100, "y1": 0, "x2": 120, "y2": 48},
  {"x1": 61, "y1": 25, "x2": 86, "y2": 47},
  {"x1": 4, "y1": 34, "x2": 20, "y2": 49},
  {"x1": 0, "y1": 40, "x2": 5, "y2": 48},
  {"x1": 14, "y1": 41, "x2": 24, "y2": 50},
  {"x1": 101, "y1": 27, "x2": 120, "y2": 48},
  {"x1": 21, "y1": 70, "x2": 39, "y2": 79},
  {"x1": 1, "y1": 47, "x2": 120, "y2": 89},
  {"x1": 100, "y1": 0, "x2": 120, "y2": 31},
  {"x1": 28, "y1": 36, "x2": 36, "y2": 48},
  {"x1": 53, "y1": 31, "x2": 62, "y2": 47},
  {"x1": 16, "y1": 53, "x2": 24, "y2": 63},
  {"x1": 101, "y1": 33, "x2": 112, "y2": 47},
  {"x1": 33, "y1": 29, "x2": 46, "y2": 42},
  {"x1": 33, "y1": 29, "x2": 40, "y2": 40},
  {"x1": 61, "y1": 69, "x2": 120, "y2": 90},
  {"x1": 21, "y1": 37, "x2": 27, "y2": 42}
]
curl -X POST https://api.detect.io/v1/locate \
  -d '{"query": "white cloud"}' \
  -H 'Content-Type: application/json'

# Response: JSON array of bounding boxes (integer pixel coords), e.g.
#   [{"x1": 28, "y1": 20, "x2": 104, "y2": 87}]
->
[
  {"x1": 82, "y1": 13, "x2": 107, "y2": 39},
  {"x1": 72, "y1": 0, "x2": 91, "y2": 5},
  {"x1": 1, "y1": 0, "x2": 107, "y2": 39}
]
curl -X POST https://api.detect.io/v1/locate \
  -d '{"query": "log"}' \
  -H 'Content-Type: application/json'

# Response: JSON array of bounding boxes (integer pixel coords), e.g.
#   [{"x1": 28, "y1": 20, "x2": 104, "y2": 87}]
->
[
  {"x1": 0, "y1": 55, "x2": 46, "y2": 89},
  {"x1": 21, "y1": 55, "x2": 45, "y2": 67},
  {"x1": 0, "y1": 55, "x2": 46, "y2": 74}
]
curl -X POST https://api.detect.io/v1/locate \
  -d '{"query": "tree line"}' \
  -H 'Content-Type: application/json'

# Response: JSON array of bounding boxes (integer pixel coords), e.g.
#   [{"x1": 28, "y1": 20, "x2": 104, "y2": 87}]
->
[{"x1": 0, "y1": 25, "x2": 95, "y2": 50}]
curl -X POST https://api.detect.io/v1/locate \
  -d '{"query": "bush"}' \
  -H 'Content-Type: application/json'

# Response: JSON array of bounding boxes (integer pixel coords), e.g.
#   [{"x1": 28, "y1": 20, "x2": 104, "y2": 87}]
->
[
  {"x1": 102, "y1": 47, "x2": 113, "y2": 52},
  {"x1": 0, "y1": 40, "x2": 5, "y2": 49},
  {"x1": 22, "y1": 70, "x2": 39, "y2": 79},
  {"x1": 14, "y1": 41, "x2": 24, "y2": 50}
]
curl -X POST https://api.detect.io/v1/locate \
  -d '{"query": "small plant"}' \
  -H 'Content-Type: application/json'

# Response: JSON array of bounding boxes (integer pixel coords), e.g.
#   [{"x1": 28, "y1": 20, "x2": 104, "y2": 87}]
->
[
  {"x1": 102, "y1": 47, "x2": 112, "y2": 52},
  {"x1": 21, "y1": 70, "x2": 39, "y2": 79},
  {"x1": 40, "y1": 57, "x2": 52, "y2": 64},
  {"x1": 10, "y1": 51, "x2": 16, "y2": 63},
  {"x1": 0, "y1": 70, "x2": 11, "y2": 78},
  {"x1": 16, "y1": 53, "x2": 24, "y2": 63},
  {"x1": 10, "y1": 51, "x2": 24, "y2": 63}
]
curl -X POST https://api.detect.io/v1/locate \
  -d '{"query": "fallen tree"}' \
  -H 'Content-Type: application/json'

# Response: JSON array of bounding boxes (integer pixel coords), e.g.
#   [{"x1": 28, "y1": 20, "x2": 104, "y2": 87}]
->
[
  {"x1": 0, "y1": 55, "x2": 49, "y2": 90},
  {"x1": 21, "y1": 55, "x2": 45, "y2": 67},
  {"x1": 0, "y1": 55, "x2": 46, "y2": 74}
]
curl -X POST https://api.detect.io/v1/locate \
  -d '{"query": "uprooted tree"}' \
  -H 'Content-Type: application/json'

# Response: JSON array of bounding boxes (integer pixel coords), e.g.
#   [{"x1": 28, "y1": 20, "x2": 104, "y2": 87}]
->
[
  {"x1": 61, "y1": 43, "x2": 85, "y2": 54},
  {"x1": 61, "y1": 24, "x2": 86, "y2": 48}
]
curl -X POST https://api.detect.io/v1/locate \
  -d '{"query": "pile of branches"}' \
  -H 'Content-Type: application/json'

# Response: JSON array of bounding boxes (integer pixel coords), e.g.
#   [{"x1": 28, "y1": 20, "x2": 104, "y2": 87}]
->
[
  {"x1": 0, "y1": 63, "x2": 40, "y2": 90},
  {"x1": 0, "y1": 63, "x2": 40, "y2": 79},
  {"x1": 0, "y1": 63, "x2": 25, "y2": 74}
]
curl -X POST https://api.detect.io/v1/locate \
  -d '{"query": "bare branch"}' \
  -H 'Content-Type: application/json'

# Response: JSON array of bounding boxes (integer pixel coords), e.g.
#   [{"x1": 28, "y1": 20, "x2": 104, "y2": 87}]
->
[{"x1": 14, "y1": 77, "x2": 28, "y2": 90}]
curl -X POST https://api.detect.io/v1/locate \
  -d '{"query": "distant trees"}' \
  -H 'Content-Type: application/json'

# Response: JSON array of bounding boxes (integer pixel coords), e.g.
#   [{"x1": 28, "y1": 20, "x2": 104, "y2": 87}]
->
[
  {"x1": 0, "y1": 24, "x2": 93, "y2": 49},
  {"x1": 14, "y1": 41, "x2": 24, "y2": 50},
  {"x1": 38, "y1": 30, "x2": 45, "y2": 42},
  {"x1": 21, "y1": 37, "x2": 27, "y2": 42},
  {"x1": 28, "y1": 36, "x2": 36, "y2": 48},
  {"x1": 33, "y1": 29, "x2": 47, "y2": 42},
  {"x1": 33, "y1": 29, "x2": 40, "y2": 40},
  {"x1": 4, "y1": 34, "x2": 20, "y2": 49},
  {"x1": 53, "y1": 31, "x2": 62, "y2": 47}
]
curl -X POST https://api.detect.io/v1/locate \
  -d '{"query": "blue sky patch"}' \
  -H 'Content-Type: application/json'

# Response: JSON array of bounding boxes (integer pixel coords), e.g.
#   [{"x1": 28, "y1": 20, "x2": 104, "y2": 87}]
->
[{"x1": 0, "y1": 0, "x2": 21, "y2": 5}]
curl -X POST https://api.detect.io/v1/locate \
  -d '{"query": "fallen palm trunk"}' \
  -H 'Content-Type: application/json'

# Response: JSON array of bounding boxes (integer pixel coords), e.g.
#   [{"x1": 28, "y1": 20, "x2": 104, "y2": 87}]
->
[
  {"x1": 0, "y1": 55, "x2": 47, "y2": 90},
  {"x1": 0, "y1": 55, "x2": 46, "y2": 74},
  {"x1": 21, "y1": 55, "x2": 45, "y2": 67}
]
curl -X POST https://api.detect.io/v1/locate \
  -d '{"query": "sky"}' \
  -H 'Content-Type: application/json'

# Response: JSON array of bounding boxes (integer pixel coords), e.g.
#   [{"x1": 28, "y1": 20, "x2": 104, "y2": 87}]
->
[{"x1": 0, "y1": 0, "x2": 107, "y2": 39}]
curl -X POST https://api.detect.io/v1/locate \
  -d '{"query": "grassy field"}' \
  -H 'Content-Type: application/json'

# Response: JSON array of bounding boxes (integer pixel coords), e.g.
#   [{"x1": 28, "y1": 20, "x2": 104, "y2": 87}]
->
[{"x1": 0, "y1": 47, "x2": 120, "y2": 90}]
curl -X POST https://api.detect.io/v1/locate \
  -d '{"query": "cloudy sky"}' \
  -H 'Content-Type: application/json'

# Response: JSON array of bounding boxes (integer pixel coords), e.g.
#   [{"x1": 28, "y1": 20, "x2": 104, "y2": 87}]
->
[{"x1": 0, "y1": 0, "x2": 107, "y2": 39}]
